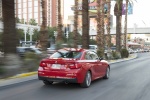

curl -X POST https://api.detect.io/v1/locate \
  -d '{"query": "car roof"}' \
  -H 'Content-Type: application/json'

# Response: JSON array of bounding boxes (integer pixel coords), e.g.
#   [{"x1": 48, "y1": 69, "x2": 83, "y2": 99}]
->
[{"x1": 60, "y1": 48, "x2": 85, "y2": 52}]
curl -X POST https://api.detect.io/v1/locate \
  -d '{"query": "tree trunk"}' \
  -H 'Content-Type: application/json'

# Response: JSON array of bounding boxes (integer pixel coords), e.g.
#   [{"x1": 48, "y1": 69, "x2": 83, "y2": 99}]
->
[
  {"x1": 40, "y1": 0, "x2": 49, "y2": 51},
  {"x1": 114, "y1": 0, "x2": 123, "y2": 52},
  {"x1": 116, "y1": 15, "x2": 122, "y2": 52},
  {"x1": 56, "y1": 0, "x2": 63, "y2": 42},
  {"x1": 82, "y1": 0, "x2": 89, "y2": 49},
  {"x1": 2, "y1": 0, "x2": 18, "y2": 54},
  {"x1": 96, "y1": 0, "x2": 105, "y2": 57},
  {"x1": 73, "y1": 0, "x2": 79, "y2": 48},
  {"x1": 2, "y1": 0, "x2": 22, "y2": 77},
  {"x1": 106, "y1": 0, "x2": 111, "y2": 49},
  {"x1": 124, "y1": 0, "x2": 128, "y2": 49}
]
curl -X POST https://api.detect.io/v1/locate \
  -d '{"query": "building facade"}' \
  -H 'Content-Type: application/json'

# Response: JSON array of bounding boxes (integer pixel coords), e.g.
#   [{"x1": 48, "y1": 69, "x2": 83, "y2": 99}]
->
[{"x1": 15, "y1": 0, "x2": 64, "y2": 27}]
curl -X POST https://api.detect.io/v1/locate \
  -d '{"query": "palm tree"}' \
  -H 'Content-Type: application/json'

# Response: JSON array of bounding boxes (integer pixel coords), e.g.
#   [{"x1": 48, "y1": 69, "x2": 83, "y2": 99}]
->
[
  {"x1": 124, "y1": 0, "x2": 135, "y2": 49},
  {"x1": 73, "y1": 0, "x2": 79, "y2": 48},
  {"x1": 39, "y1": 0, "x2": 49, "y2": 50},
  {"x1": 114, "y1": 0, "x2": 123, "y2": 52},
  {"x1": 106, "y1": 0, "x2": 111, "y2": 49},
  {"x1": 96, "y1": 0, "x2": 105, "y2": 57},
  {"x1": 2, "y1": 0, "x2": 21, "y2": 72},
  {"x1": 2, "y1": 0, "x2": 18, "y2": 54},
  {"x1": 123, "y1": 0, "x2": 128, "y2": 49},
  {"x1": 56, "y1": 0, "x2": 63, "y2": 42},
  {"x1": 82, "y1": 0, "x2": 89, "y2": 49}
]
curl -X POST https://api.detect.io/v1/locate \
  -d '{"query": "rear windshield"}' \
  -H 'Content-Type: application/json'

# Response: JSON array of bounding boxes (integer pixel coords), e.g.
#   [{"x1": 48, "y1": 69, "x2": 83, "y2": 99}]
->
[{"x1": 50, "y1": 50, "x2": 82, "y2": 59}]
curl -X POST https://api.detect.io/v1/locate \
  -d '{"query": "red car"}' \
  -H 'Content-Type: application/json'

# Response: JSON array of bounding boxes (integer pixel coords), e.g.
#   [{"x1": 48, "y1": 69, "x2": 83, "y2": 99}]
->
[{"x1": 38, "y1": 48, "x2": 110, "y2": 88}]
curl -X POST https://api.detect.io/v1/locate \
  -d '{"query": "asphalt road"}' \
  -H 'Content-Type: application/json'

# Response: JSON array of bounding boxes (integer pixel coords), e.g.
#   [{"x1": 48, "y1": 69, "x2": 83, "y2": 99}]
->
[{"x1": 0, "y1": 52, "x2": 150, "y2": 100}]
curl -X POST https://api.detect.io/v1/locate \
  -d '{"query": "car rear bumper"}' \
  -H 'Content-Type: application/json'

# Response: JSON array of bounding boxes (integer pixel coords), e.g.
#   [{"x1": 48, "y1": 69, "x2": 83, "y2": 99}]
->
[{"x1": 38, "y1": 76, "x2": 78, "y2": 83}]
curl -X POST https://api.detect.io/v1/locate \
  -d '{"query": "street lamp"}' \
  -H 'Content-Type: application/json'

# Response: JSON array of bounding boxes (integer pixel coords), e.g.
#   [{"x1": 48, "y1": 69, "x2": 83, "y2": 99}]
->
[
  {"x1": 24, "y1": 27, "x2": 28, "y2": 46},
  {"x1": 29, "y1": 26, "x2": 34, "y2": 46},
  {"x1": 54, "y1": 31, "x2": 57, "y2": 43},
  {"x1": 66, "y1": 31, "x2": 69, "y2": 42}
]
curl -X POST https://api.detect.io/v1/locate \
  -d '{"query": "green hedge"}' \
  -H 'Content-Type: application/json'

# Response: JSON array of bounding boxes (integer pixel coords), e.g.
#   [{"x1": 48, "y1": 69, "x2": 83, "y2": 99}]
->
[{"x1": 121, "y1": 48, "x2": 129, "y2": 58}]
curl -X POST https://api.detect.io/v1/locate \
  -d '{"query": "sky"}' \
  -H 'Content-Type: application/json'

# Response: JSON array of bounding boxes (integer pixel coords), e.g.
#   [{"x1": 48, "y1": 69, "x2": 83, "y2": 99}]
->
[
  {"x1": 64, "y1": 0, "x2": 150, "y2": 27},
  {"x1": 64, "y1": 0, "x2": 74, "y2": 20},
  {"x1": 126, "y1": 0, "x2": 150, "y2": 27},
  {"x1": 63, "y1": 0, "x2": 150, "y2": 39}
]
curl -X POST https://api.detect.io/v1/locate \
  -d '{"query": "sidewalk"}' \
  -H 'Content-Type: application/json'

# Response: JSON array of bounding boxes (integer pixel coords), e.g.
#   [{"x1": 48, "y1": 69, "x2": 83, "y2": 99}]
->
[{"x1": 0, "y1": 54, "x2": 137, "y2": 88}]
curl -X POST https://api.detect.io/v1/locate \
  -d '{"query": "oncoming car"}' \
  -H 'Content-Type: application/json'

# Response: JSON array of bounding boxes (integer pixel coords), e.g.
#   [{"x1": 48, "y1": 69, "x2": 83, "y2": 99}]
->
[{"x1": 38, "y1": 48, "x2": 110, "y2": 88}]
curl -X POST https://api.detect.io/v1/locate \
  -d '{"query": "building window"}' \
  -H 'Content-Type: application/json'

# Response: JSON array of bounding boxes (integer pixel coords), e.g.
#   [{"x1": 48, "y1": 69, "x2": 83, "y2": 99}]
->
[
  {"x1": 28, "y1": 1, "x2": 32, "y2": 8},
  {"x1": 23, "y1": 2, "x2": 27, "y2": 8},
  {"x1": 34, "y1": 1, "x2": 38, "y2": 6},
  {"x1": 34, "y1": 7, "x2": 38, "y2": 13},
  {"x1": 34, "y1": 13, "x2": 38, "y2": 19},
  {"x1": 18, "y1": 3, "x2": 21, "y2": 9},
  {"x1": 28, "y1": 8, "x2": 32, "y2": 13}
]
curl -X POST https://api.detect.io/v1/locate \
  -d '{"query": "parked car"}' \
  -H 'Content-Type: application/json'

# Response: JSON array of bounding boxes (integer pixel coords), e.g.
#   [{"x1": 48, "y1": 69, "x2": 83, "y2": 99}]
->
[
  {"x1": 47, "y1": 44, "x2": 57, "y2": 54},
  {"x1": 38, "y1": 48, "x2": 110, "y2": 88},
  {"x1": 17, "y1": 47, "x2": 42, "y2": 57},
  {"x1": 89, "y1": 45, "x2": 97, "y2": 53}
]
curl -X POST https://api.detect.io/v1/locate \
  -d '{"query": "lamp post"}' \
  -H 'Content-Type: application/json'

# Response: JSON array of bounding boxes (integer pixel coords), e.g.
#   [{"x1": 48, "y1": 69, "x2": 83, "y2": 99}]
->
[
  {"x1": 54, "y1": 31, "x2": 57, "y2": 43},
  {"x1": 24, "y1": 27, "x2": 28, "y2": 46},
  {"x1": 29, "y1": 27, "x2": 34, "y2": 46},
  {"x1": 66, "y1": 31, "x2": 69, "y2": 42}
]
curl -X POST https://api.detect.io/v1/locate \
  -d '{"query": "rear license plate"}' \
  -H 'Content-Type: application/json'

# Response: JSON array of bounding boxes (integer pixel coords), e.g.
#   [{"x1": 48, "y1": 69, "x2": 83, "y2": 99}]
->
[{"x1": 51, "y1": 64, "x2": 61, "y2": 69}]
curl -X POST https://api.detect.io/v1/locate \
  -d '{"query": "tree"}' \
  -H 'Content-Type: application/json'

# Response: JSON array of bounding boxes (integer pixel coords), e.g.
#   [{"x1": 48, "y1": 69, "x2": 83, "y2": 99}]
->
[
  {"x1": 96, "y1": 0, "x2": 105, "y2": 57},
  {"x1": 114, "y1": 0, "x2": 123, "y2": 52},
  {"x1": 15, "y1": 17, "x2": 20, "y2": 23},
  {"x1": 2, "y1": 0, "x2": 18, "y2": 54},
  {"x1": 123, "y1": 0, "x2": 128, "y2": 49},
  {"x1": 73, "y1": 0, "x2": 79, "y2": 48},
  {"x1": 82, "y1": 0, "x2": 89, "y2": 49},
  {"x1": 106, "y1": 0, "x2": 111, "y2": 49},
  {"x1": 17, "y1": 29, "x2": 24, "y2": 41},
  {"x1": 124, "y1": 0, "x2": 135, "y2": 49},
  {"x1": 29, "y1": 19, "x2": 37, "y2": 26},
  {"x1": 2, "y1": 0, "x2": 21, "y2": 74},
  {"x1": 39, "y1": 0, "x2": 49, "y2": 50},
  {"x1": 56, "y1": 0, "x2": 63, "y2": 42},
  {"x1": 20, "y1": 18, "x2": 25, "y2": 24}
]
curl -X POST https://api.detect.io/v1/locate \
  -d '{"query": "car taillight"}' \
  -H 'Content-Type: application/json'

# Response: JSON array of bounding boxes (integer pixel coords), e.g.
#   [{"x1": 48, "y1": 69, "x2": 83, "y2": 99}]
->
[
  {"x1": 68, "y1": 64, "x2": 81, "y2": 69},
  {"x1": 40, "y1": 62, "x2": 47, "y2": 67}
]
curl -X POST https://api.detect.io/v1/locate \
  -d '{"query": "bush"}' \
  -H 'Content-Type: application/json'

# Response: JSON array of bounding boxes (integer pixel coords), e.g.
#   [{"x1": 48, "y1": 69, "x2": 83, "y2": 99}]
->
[
  {"x1": 0, "y1": 66, "x2": 5, "y2": 75},
  {"x1": 112, "y1": 51, "x2": 121, "y2": 59},
  {"x1": 55, "y1": 40, "x2": 64, "y2": 49},
  {"x1": 21, "y1": 52, "x2": 41, "y2": 72},
  {"x1": 24, "y1": 52, "x2": 41, "y2": 59},
  {"x1": 97, "y1": 49, "x2": 104, "y2": 58},
  {"x1": 120, "y1": 48, "x2": 129, "y2": 58}
]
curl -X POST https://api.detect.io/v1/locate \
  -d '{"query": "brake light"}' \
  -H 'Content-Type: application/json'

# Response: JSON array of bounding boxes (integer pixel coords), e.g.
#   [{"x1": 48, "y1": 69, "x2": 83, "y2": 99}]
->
[
  {"x1": 68, "y1": 64, "x2": 81, "y2": 69},
  {"x1": 40, "y1": 61, "x2": 47, "y2": 67}
]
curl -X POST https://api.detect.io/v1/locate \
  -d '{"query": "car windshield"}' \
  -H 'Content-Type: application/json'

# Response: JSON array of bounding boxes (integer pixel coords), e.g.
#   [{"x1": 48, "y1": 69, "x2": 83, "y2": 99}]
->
[{"x1": 50, "y1": 49, "x2": 82, "y2": 59}]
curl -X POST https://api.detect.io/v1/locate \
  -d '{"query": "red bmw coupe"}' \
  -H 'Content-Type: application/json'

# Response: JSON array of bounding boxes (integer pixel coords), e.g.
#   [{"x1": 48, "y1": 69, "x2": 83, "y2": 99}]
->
[{"x1": 38, "y1": 48, "x2": 110, "y2": 88}]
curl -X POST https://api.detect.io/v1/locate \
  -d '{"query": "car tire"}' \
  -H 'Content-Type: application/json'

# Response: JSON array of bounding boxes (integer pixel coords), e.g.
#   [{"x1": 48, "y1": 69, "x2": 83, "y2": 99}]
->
[
  {"x1": 103, "y1": 67, "x2": 110, "y2": 79},
  {"x1": 80, "y1": 71, "x2": 91, "y2": 88},
  {"x1": 43, "y1": 80, "x2": 53, "y2": 85}
]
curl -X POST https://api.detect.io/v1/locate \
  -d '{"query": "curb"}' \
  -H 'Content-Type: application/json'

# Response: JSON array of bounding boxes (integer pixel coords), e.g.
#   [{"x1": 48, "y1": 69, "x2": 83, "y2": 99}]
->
[
  {"x1": 0, "y1": 71, "x2": 37, "y2": 81},
  {"x1": 8, "y1": 71, "x2": 37, "y2": 79},
  {"x1": 109, "y1": 54, "x2": 137, "y2": 64}
]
